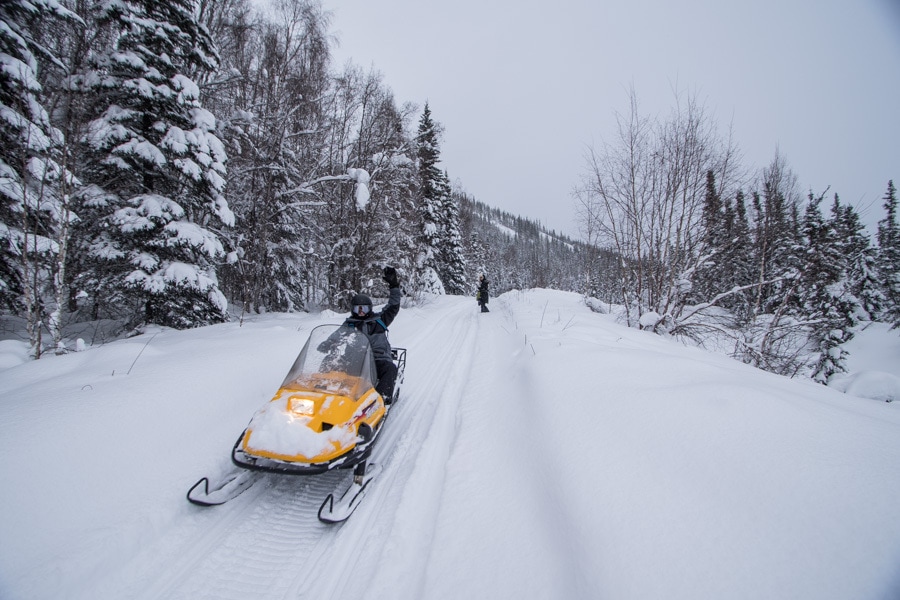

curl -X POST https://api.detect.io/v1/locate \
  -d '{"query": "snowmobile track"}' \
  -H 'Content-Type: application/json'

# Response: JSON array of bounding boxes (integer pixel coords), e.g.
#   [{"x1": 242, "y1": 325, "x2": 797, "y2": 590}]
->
[
  {"x1": 133, "y1": 473, "x2": 341, "y2": 600},
  {"x1": 285, "y1": 301, "x2": 483, "y2": 600},
  {"x1": 111, "y1": 302, "x2": 483, "y2": 600},
  {"x1": 328, "y1": 301, "x2": 483, "y2": 599}
]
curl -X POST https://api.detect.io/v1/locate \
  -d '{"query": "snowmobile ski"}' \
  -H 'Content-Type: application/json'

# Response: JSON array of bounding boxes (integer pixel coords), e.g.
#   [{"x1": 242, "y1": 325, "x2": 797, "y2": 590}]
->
[
  {"x1": 318, "y1": 463, "x2": 382, "y2": 524},
  {"x1": 187, "y1": 469, "x2": 262, "y2": 506}
]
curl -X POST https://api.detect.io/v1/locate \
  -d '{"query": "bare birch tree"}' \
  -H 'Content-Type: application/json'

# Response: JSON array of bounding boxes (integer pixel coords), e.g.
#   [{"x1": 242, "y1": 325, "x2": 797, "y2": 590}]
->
[{"x1": 575, "y1": 87, "x2": 739, "y2": 331}]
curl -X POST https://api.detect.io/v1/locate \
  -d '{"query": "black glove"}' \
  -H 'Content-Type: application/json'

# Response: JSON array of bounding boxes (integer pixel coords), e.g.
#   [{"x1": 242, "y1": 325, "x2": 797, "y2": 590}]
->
[{"x1": 383, "y1": 266, "x2": 399, "y2": 289}]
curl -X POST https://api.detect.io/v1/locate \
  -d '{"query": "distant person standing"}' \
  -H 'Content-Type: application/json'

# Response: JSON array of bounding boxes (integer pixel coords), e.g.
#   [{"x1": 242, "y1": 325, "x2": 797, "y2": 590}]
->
[{"x1": 476, "y1": 273, "x2": 489, "y2": 313}]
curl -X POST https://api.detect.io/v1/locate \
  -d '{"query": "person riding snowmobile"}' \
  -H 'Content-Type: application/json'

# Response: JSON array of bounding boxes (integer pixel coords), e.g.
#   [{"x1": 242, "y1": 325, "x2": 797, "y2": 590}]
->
[{"x1": 342, "y1": 266, "x2": 402, "y2": 403}]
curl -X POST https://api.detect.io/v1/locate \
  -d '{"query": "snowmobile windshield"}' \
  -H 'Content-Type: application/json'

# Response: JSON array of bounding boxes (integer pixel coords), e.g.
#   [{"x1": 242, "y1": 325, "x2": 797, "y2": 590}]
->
[{"x1": 280, "y1": 324, "x2": 377, "y2": 400}]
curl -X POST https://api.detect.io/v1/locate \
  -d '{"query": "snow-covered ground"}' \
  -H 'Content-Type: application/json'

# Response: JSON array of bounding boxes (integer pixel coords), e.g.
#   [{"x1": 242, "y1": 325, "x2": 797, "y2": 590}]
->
[{"x1": 1, "y1": 289, "x2": 899, "y2": 600}]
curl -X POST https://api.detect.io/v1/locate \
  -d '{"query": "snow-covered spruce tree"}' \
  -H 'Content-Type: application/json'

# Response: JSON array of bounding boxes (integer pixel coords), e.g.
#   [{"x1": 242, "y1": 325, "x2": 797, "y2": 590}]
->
[
  {"x1": 691, "y1": 170, "x2": 728, "y2": 306},
  {"x1": 739, "y1": 154, "x2": 808, "y2": 375},
  {"x1": 876, "y1": 180, "x2": 900, "y2": 329},
  {"x1": 72, "y1": 0, "x2": 233, "y2": 330},
  {"x1": 437, "y1": 184, "x2": 467, "y2": 295},
  {"x1": 718, "y1": 190, "x2": 755, "y2": 323},
  {"x1": 412, "y1": 102, "x2": 446, "y2": 295},
  {"x1": 749, "y1": 153, "x2": 803, "y2": 317},
  {"x1": 0, "y1": 0, "x2": 80, "y2": 354},
  {"x1": 678, "y1": 173, "x2": 759, "y2": 338},
  {"x1": 796, "y1": 192, "x2": 855, "y2": 383},
  {"x1": 830, "y1": 194, "x2": 882, "y2": 322}
]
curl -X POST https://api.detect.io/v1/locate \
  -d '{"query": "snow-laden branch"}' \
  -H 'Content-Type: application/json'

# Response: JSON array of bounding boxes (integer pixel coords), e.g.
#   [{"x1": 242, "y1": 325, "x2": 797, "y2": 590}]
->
[
  {"x1": 275, "y1": 174, "x2": 352, "y2": 198},
  {"x1": 276, "y1": 168, "x2": 371, "y2": 210},
  {"x1": 677, "y1": 277, "x2": 788, "y2": 324}
]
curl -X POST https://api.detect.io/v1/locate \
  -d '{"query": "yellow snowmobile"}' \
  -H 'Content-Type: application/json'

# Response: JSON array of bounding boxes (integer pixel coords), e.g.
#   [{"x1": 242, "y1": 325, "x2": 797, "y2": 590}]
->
[{"x1": 187, "y1": 324, "x2": 406, "y2": 522}]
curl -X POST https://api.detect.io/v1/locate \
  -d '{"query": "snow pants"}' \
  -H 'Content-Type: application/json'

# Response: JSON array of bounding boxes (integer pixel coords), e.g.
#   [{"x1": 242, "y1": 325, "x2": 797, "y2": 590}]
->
[{"x1": 375, "y1": 358, "x2": 398, "y2": 400}]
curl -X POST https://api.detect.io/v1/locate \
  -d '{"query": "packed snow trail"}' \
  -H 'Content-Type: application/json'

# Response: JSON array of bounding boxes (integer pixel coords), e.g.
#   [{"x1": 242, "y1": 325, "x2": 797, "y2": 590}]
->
[
  {"x1": 296, "y1": 296, "x2": 483, "y2": 600},
  {"x1": 2, "y1": 290, "x2": 900, "y2": 600},
  {"x1": 415, "y1": 299, "x2": 596, "y2": 599},
  {"x1": 91, "y1": 295, "x2": 486, "y2": 600}
]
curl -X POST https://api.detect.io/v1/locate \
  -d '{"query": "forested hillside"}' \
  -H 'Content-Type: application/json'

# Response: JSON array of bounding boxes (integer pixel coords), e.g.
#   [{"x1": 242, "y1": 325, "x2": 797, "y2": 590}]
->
[{"x1": 457, "y1": 194, "x2": 602, "y2": 294}]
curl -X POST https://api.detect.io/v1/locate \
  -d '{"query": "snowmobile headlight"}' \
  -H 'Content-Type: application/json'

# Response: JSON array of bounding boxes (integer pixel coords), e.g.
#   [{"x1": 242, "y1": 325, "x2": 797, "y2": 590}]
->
[{"x1": 289, "y1": 397, "x2": 315, "y2": 416}]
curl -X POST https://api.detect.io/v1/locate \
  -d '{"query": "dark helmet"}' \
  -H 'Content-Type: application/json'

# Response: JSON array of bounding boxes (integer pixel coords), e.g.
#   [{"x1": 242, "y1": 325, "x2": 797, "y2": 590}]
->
[{"x1": 350, "y1": 293, "x2": 373, "y2": 318}]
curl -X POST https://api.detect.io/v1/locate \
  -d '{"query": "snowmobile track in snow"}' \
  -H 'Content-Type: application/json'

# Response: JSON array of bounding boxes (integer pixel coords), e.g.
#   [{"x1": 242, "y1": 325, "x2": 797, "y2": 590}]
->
[
  {"x1": 137, "y1": 473, "x2": 346, "y2": 600},
  {"x1": 297, "y1": 301, "x2": 483, "y2": 600},
  {"x1": 120, "y1": 302, "x2": 483, "y2": 600}
]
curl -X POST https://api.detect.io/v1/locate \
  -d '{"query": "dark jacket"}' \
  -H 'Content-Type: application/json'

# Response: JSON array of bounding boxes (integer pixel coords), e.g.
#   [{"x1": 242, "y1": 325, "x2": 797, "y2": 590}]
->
[
  {"x1": 477, "y1": 277, "x2": 489, "y2": 304},
  {"x1": 342, "y1": 286, "x2": 401, "y2": 361}
]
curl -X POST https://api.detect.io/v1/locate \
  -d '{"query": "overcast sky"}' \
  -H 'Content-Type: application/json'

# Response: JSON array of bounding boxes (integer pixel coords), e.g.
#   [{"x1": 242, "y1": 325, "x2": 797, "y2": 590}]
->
[{"x1": 327, "y1": 0, "x2": 900, "y2": 237}]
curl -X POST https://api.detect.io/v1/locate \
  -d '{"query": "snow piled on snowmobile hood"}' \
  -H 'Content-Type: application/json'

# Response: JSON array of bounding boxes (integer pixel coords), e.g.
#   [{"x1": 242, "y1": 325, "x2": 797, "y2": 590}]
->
[{"x1": 243, "y1": 391, "x2": 358, "y2": 458}]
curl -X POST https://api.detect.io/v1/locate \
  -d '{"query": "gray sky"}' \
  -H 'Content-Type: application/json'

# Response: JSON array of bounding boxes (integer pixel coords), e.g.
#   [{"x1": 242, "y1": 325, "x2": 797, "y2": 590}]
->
[{"x1": 328, "y1": 0, "x2": 900, "y2": 237}]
